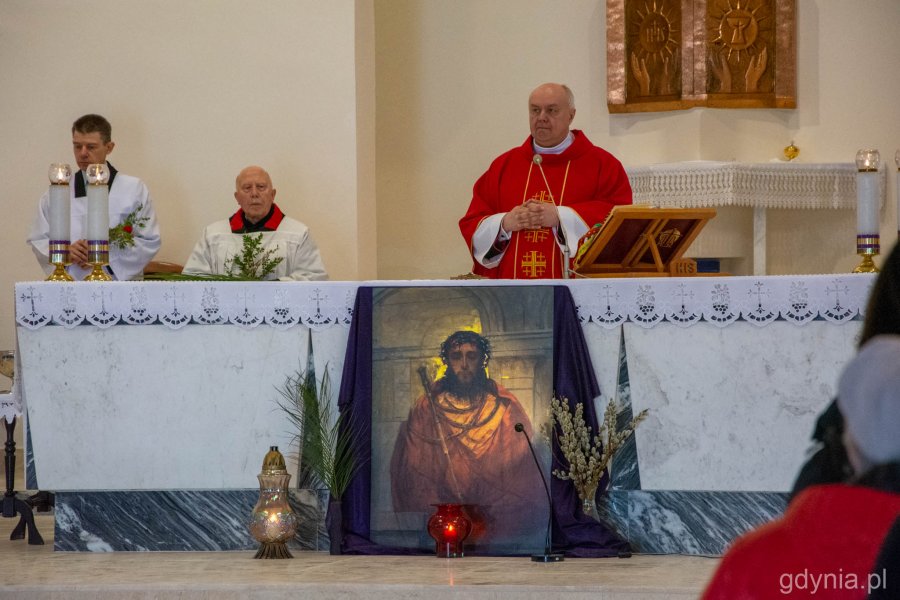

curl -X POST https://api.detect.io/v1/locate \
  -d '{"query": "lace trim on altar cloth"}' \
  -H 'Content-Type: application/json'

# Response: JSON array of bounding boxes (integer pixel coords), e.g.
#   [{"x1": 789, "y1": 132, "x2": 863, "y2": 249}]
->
[
  {"x1": 566, "y1": 275, "x2": 872, "y2": 329},
  {"x1": 14, "y1": 281, "x2": 358, "y2": 332},
  {"x1": 625, "y1": 161, "x2": 886, "y2": 210},
  {"x1": 14, "y1": 276, "x2": 873, "y2": 333}
]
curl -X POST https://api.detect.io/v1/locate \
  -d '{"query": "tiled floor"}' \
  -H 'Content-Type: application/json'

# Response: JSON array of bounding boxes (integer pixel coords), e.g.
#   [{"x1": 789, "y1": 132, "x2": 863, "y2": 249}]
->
[{"x1": 0, "y1": 512, "x2": 719, "y2": 599}]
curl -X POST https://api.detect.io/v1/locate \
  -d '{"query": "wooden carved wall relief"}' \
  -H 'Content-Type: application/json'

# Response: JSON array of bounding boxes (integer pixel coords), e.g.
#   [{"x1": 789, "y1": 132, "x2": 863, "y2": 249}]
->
[{"x1": 607, "y1": 0, "x2": 796, "y2": 113}]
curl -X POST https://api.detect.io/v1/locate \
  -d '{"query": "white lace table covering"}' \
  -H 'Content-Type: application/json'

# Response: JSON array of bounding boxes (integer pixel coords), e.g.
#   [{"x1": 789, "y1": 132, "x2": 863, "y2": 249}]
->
[
  {"x1": 14, "y1": 281, "x2": 360, "y2": 331},
  {"x1": 625, "y1": 161, "x2": 886, "y2": 210},
  {"x1": 566, "y1": 275, "x2": 872, "y2": 328},
  {"x1": 6, "y1": 276, "x2": 874, "y2": 422},
  {"x1": 15, "y1": 275, "x2": 873, "y2": 332}
]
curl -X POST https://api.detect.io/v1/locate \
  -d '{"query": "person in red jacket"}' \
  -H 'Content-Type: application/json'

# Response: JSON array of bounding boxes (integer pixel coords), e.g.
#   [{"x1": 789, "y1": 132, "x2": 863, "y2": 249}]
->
[
  {"x1": 459, "y1": 83, "x2": 632, "y2": 279},
  {"x1": 703, "y1": 336, "x2": 900, "y2": 599}
]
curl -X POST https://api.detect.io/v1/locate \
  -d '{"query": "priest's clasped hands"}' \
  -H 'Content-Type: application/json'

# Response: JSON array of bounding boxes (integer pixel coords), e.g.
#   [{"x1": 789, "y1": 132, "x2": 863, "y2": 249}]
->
[
  {"x1": 501, "y1": 200, "x2": 560, "y2": 232},
  {"x1": 68, "y1": 239, "x2": 91, "y2": 268}
]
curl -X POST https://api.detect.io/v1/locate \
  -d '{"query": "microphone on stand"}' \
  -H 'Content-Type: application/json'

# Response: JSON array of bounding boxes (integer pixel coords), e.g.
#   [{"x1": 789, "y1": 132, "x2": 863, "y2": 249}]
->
[
  {"x1": 532, "y1": 154, "x2": 570, "y2": 279},
  {"x1": 515, "y1": 422, "x2": 564, "y2": 562}
]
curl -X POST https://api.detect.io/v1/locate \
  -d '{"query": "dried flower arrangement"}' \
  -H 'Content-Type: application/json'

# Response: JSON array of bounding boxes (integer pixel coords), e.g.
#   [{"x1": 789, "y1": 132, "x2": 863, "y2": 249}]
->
[{"x1": 549, "y1": 395, "x2": 648, "y2": 513}]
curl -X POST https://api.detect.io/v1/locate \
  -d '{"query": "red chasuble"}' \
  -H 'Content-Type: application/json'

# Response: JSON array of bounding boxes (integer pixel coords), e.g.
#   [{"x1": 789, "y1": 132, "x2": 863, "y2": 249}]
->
[{"x1": 459, "y1": 130, "x2": 632, "y2": 279}]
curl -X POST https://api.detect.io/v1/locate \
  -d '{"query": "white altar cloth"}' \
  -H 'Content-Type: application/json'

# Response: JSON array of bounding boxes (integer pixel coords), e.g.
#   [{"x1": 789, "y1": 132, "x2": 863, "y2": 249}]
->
[
  {"x1": 624, "y1": 161, "x2": 887, "y2": 275},
  {"x1": 625, "y1": 161, "x2": 885, "y2": 210},
  {"x1": 12, "y1": 275, "x2": 873, "y2": 491}
]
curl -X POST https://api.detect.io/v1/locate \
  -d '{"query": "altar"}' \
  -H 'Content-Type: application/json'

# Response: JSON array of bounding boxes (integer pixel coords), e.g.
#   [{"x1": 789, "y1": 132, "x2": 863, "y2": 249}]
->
[{"x1": 11, "y1": 274, "x2": 873, "y2": 554}]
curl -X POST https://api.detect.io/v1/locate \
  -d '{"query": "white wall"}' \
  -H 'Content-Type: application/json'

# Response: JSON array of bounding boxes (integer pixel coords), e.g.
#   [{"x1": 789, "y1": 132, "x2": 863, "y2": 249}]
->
[
  {"x1": 0, "y1": 1, "x2": 375, "y2": 354},
  {"x1": 375, "y1": 0, "x2": 900, "y2": 278}
]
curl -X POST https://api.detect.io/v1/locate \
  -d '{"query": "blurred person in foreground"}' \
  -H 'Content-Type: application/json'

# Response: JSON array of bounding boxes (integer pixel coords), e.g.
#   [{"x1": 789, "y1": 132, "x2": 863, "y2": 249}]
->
[
  {"x1": 703, "y1": 335, "x2": 900, "y2": 599},
  {"x1": 791, "y1": 242, "x2": 900, "y2": 499}
]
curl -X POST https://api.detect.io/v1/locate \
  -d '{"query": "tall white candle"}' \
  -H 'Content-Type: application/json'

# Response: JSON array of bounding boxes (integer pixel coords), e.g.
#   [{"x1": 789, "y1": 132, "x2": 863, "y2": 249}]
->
[
  {"x1": 856, "y1": 171, "x2": 879, "y2": 236},
  {"x1": 85, "y1": 163, "x2": 110, "y2": 241},
  {"x1": 47, "y1": 163, "x2": 72, "y2": 244},
  {"x1": 48, "y1": 183, "x2": 70, "y2": 241},
  {"x1": 855, "y1": 150, "x2": 881, "y2": 238},
  {"x1": 86, "y1": 183, "x2": 109, "y2": 241}
]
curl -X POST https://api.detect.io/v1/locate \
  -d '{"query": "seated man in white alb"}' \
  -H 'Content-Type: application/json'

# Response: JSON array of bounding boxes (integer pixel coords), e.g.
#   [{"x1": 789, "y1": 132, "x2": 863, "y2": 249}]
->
[{"x1": 183, "y1": 165, "x2": 328, "y2": 281}]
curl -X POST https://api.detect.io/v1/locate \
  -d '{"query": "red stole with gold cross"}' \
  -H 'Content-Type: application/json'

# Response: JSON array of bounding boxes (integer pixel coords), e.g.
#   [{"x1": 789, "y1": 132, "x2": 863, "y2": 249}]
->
[{"x1": 506, "y1": 159, "x2": 571, "y2": 279}]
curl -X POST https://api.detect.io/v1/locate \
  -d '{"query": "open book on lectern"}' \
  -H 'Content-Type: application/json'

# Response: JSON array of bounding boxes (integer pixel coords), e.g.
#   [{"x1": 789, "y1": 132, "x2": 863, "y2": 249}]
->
[{"x1": 572, "y1": 205, "x2": 717, "y2": 277}]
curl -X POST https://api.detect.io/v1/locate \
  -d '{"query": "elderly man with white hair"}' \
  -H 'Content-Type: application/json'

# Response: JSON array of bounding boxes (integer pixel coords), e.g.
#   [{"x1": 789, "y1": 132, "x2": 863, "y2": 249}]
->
[{"x1": 183, "y1": 165, "x2": 327, "y2": 281}]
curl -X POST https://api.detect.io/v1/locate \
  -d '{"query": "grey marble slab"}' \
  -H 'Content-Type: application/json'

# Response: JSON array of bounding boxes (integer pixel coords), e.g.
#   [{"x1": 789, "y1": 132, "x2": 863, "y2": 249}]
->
[
  {"x1": 53, "y1": 487, "x2": 787, "y2": 556},
  {"x1": 610, "y1": 335, "x2": 640, "y2": 490},
  {"x1": 54, "y1": 489, "x2": 323, "y2": 552},
  {"x1": 597, "y1": 489, "x2": 788, "y2": 555}
]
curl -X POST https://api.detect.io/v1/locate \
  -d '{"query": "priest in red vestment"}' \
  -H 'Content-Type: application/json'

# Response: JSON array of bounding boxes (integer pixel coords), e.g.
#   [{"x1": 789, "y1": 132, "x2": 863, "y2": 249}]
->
[{"x1": 460, "y1": 83, "x2": 632, "y2": 279}]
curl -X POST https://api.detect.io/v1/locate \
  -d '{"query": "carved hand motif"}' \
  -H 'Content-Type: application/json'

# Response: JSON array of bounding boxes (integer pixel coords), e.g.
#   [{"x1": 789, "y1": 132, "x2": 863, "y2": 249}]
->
[
  {"x1": 630, "y1": 52, "x2": 651, "y2": 96},
  {"x1": 709, "y1": 49, "x2": 732, "y2": 93},
  {"x1": 659, "y1": 55, "x2": 673, "y2": 95},
  {"x1": 745, "y1": 45, "x2": 767, "y2": 93}
]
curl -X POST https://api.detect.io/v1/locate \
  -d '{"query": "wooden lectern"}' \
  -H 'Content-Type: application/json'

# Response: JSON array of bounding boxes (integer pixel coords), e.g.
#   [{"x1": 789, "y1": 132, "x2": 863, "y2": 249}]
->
[{"x1": 572, "y1": 206, "x2": 716, "y2": 277}]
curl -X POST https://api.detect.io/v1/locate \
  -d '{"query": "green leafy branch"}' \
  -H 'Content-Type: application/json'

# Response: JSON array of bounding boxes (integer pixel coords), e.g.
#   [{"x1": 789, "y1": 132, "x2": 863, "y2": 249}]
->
[
  {"x1": 143, "y1": 272, "x2": 257, "y2": 281},
  {"x1": 223, "y1": 233, "x2": 283, "y2": 280},
  {"x1": 109, "y1": 204, "x2": 150, "y2": 249}
]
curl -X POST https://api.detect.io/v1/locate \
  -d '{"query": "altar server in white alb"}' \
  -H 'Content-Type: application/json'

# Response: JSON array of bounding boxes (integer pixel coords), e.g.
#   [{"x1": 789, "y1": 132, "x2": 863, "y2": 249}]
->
[
  {"x1": 182, "y1": 165, "x2": 328, "y2": 281},
  {"x1": 27, "y1": 114, "x2": 161, "y2": 280}
]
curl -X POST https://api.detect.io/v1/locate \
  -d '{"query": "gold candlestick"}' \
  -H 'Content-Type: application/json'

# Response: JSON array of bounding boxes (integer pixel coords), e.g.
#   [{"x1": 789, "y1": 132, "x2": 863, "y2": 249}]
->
[
  {"x1": 84, "y1": 240, "x2": 113, "y2": 281},
  {"x1": 47, "y1": 241, "x2": 74, "y2": 281},
  {"x1": 852, "y1": 242, "x2": 879, "y2": 273}
]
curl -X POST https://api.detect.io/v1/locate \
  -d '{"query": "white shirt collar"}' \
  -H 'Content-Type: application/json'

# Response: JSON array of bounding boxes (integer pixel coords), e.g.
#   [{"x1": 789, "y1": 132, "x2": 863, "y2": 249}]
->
[{"x1": 533, "y1": 131, "x2": 574, "y2": 155}]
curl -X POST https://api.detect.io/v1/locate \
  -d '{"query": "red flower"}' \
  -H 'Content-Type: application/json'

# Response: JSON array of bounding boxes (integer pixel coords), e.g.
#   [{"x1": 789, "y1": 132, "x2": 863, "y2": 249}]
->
[{"x1": 123, "y1": 225, "x2": 133, "y2": 233}]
